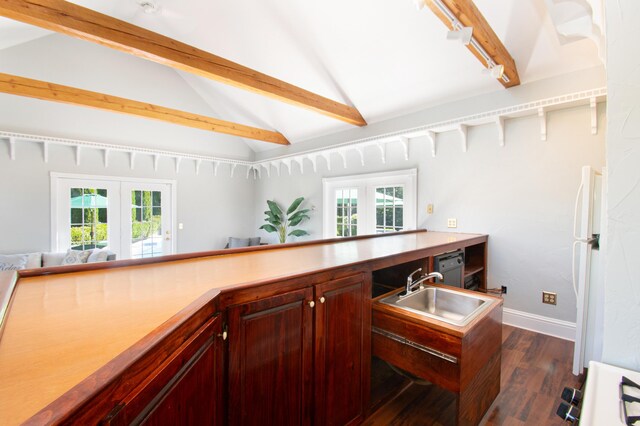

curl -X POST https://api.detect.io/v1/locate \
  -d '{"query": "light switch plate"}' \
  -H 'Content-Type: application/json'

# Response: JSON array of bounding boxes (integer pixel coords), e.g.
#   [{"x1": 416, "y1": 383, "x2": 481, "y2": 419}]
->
[{"x1": 447, "y1": 218, "x2": 457, "y2": 228}]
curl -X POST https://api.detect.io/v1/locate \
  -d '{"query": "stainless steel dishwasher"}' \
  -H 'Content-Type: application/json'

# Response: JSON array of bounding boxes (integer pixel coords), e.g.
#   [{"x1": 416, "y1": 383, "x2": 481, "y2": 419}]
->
[{"x1": 433, "y1": 250, "x2": 464, "y2": 288}]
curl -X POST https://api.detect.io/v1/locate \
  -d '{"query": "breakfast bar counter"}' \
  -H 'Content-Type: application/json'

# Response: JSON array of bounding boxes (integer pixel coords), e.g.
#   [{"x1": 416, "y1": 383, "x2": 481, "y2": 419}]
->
[{"x1": 0, "y1": 230, "x2": 489, "y2": 424}]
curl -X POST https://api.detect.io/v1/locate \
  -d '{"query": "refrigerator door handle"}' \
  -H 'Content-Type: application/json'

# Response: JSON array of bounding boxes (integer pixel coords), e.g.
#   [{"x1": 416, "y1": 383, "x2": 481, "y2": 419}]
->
[
  {"x1": 572, "y1": 240, "x2": 580, "y2": 299},
  {"x1": 573, "y1": 181, "x2": 584, "y2": 240}
]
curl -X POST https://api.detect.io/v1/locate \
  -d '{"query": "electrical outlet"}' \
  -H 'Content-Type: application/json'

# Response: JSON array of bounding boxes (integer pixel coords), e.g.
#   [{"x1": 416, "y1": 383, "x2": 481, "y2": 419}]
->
[
  {"x1": 427, "y1": 204, "x2": 434, "y2": 214},
  {"x1": 542, "y1": 291, "x2": 557, "y2": 305},
  {"x1": 447, "y1": 218, "x2": 457, "y2": 228}
]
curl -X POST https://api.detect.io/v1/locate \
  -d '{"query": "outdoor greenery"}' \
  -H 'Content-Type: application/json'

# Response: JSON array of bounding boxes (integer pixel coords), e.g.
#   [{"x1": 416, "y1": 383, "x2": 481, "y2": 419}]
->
[
  {"x1": 336, "y1": 213, "x2": 358, "y2": 237},
  {"x1": 259, "y1": 197, "x2": 311, "y2": 243},
  {"x1": 131, "y1": 190, "x2": 162, "y2": 241},
  {"x1": 69, "y1": 188, "x2": 162, "y2": 249},
  {"x1": 70, "y1": 188, "x2": 108, "y2": 249}
]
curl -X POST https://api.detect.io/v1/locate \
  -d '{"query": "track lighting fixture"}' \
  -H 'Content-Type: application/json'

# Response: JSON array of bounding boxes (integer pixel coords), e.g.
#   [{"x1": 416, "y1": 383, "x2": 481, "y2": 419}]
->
[
  {"x1": 137, "y1": 0, "x2": 160, "y2": 14},
  {"x1": 446, "y1": 26, "x2": 473, "y2": 45},
  {"x1": 413, "y1": 0, "x2": 427, "y2": 10}
]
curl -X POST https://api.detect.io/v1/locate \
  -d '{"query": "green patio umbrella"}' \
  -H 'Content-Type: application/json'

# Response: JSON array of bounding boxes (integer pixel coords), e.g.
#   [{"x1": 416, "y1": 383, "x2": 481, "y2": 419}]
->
[{"x1": 70, "y1": 193, "x2": 108, "y2": 208}]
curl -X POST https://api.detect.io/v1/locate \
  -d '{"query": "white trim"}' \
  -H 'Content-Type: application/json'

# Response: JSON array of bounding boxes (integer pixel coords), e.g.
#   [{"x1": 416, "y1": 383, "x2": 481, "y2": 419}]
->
[
  {"x1": 253, "y1": 87, "x2": 607, "y2": 170},
  {"x1": 50, "y1": 172, "x2": 178, "y2": 257},
  {"x1": 1, "y1": 87, "x2": 607, "y2": 177},
  {"x1": 51, "y1": 172, "x2": 177, "y2": 185},
  {"x1": 322, "y1": 168, "x2": 417, "y2": 183},
  {"x1": 502, "y1": 307, "x2": 576, "y2": 341}
]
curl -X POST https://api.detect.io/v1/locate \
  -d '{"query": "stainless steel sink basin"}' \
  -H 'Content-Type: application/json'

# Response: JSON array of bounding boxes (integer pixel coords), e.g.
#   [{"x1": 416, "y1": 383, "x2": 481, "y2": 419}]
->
[{"x1": 380, "y1": 286, "x2": 495, "y2": 326}]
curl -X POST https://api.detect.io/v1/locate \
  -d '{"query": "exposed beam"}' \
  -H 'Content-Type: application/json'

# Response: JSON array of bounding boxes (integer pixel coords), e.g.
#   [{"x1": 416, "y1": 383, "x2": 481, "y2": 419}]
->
[
  {"x1": 0, "y1": 0, "x2": 367, "y2": 126},
  {"x1": 0, "y1": 73, "x2": 289, "y2": 145},
  {"x1": 425, "y1": 0, "x2": 520, "y2": 88}
]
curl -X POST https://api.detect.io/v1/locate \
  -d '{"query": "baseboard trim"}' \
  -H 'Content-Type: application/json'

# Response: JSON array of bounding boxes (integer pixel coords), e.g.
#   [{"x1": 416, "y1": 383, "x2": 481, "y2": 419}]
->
[{"x1": 502, "y1": 308, "x2": 576, "y2": 341}]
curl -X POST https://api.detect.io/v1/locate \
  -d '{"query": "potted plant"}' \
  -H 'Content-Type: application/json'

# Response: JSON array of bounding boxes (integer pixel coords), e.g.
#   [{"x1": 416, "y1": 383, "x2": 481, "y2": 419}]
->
[{"x1": 259, "y1": 197, "x2": 311, "y2": 243}]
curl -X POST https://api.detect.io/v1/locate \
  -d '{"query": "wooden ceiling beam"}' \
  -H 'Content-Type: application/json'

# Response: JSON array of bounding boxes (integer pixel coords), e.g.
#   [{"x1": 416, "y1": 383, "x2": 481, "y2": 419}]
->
[
  {"x1": 425, "y1": 0, "x2": 520, "y2": 88},
  {"x1": 0, "y1": 73, "x2": 290, "y2": 145},
  {"x1": 0, "y1": 0, "x2": 367, "y2": 126}
]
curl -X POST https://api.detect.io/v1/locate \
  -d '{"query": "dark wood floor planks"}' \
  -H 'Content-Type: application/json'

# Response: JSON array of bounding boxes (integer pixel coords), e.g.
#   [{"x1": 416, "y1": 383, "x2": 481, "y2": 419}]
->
[{"x1": 364, "y1": 325, "x2": 584, "y2": 426}]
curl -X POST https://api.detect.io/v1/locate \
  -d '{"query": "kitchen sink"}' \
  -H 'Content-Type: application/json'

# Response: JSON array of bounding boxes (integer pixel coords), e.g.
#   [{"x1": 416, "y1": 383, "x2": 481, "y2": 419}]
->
[{"x1": 380, "y1": 285, "x2": 495, "y2": 326}]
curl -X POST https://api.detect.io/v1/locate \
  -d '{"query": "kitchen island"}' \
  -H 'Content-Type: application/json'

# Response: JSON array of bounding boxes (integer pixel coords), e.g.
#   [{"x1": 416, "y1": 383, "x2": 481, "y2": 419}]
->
[{"x1": 0, "y1": 230, "x2": 496, "y2": 425}]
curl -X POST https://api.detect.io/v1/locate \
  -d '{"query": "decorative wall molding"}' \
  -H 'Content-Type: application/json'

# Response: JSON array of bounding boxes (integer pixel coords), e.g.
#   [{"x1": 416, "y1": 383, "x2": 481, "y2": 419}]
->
[
  {"x1": 0, "y1": 130, "x2": 253, "y2": 178},
  {"x1": 1, "y1": 87, "x2": 606, "y2": 179},
  {"x1": 252, "y1": 87, "x2": 606, "y2": 176},
  {"x1": 503, "y1": 307, "x2": 576, "y2": 341}
]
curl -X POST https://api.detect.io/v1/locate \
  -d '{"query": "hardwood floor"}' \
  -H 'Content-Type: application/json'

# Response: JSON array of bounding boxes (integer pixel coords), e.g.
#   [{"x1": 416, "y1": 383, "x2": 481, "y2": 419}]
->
[{"x1": 364, "y1": 325, "x2": 584, "y2": 425}]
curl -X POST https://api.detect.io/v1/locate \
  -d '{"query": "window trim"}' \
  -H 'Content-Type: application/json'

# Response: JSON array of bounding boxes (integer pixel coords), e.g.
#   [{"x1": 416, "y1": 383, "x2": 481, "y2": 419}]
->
[{"x1": 322, "y1": 169, "x2": 417, "y2": 238}]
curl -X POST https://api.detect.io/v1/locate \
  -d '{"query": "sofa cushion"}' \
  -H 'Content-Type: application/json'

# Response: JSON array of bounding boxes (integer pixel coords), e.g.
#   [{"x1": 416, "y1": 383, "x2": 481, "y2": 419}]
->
[
  {"x1": 88, "y1": 248, "x2": 111, "y2": 263},
  {"x1": 0, "y1": 254, "x2": 29, "y2": 271},
  {"x1": 26, "y1": 252, "x2": 42, "y2": 269},
  {"x1": 228, "y1": 237, "x2": 251, "y2": 248},
  {"x1": 61, "y1": 249, "x2": 92, "y2": 266},
  {"x1": 42, "y1": 252, "x2": 66, "y2": 267}
]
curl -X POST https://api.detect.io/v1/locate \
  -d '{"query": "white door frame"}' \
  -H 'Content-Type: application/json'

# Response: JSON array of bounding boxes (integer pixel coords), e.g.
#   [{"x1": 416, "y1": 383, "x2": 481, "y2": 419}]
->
[{"x1": 51, "y1": 172, "x2": 177, "y2": 258}]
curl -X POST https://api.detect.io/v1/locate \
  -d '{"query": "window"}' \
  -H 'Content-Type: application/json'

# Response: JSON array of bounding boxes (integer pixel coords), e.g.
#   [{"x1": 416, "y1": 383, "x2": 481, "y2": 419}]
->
[
  {"x1": 323, "y1": 169, "x2": 416, "y2": 238},
  {"x1": 70, "y1": 187, "x2": 109, "y2": 250},
  {"x1": 336, "y1": 188, "x2": 358, "y2": 237},
  {"x1": 52, "y1": 174, "x2": 175, "y2": 259},
  {"x1": 130, "y1": 189, "x2": 164, "y2": 259},
  {"x1": 375, "y1": 186, "x2": 404, "y2": 233}
]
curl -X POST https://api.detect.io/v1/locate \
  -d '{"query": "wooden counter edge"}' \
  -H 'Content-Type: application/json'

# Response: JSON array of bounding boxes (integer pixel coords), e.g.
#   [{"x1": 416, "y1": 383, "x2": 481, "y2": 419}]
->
[
  {"x1": 18, "y1": 229, "x2": 430, "y2": 278},
  {"x1": 24, "y1": 288, "x2": 221, "y2": 425},
  {"x1": 0, "y1": 271, "x2": 18, "y2": 340}
]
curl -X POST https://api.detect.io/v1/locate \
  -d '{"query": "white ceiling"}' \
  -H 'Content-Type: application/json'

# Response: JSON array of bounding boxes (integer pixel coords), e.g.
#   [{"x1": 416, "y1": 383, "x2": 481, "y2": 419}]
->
[{"x1": 0, "y1": 0, "x2": 601, "y2": 152}]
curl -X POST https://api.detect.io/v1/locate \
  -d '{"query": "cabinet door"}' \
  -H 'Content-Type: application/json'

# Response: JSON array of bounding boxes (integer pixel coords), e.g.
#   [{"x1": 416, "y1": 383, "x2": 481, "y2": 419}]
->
[
  {"x1": 228, "y1": 287, "x2": 314, "y2": 426},
  {"x1": 106, "y1": 315, "x2": 224, "y2": 425},
  {"x1": 314, "y1": 273, "x2": 371, "y2": 426}
]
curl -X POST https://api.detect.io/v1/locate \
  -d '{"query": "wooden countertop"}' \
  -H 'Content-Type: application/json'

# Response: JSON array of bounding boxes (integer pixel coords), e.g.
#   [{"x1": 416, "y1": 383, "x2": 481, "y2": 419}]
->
[{"x1": 0, "y1": 231, "x2": 485, "y2": 424}]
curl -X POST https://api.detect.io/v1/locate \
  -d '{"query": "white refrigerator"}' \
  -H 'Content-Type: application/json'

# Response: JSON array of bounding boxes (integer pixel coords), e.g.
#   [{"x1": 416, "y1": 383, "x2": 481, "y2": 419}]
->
[{"x1": 572, "y1": 166, "x2": 606, "y2": 376}]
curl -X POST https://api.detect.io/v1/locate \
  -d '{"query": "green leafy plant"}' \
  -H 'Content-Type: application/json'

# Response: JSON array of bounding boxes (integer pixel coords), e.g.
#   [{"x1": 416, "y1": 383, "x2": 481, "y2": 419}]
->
[{"x1": 259, "y1": 197, "x2": 311, "y2": 243}]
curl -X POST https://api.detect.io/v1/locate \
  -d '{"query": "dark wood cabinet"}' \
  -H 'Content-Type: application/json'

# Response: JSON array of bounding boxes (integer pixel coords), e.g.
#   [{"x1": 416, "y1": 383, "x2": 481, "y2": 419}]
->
[
  {"x1": 226, "y1": 273, "x2": 370, "y2": 426},
  {"x1": 227, "y1": 287, "x2": 314, "y2": 426},
  {"x1": 315, "y1": 274, "x2": 370, "y2": 426},
  {"x1": 105, "y1": 314, "x2": 224, "y2": 425}
]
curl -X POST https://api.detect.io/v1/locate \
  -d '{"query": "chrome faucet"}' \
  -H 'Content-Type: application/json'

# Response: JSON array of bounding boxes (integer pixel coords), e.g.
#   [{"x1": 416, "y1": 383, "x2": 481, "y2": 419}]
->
[{"x1": 403, "y1": 268, "x2": 443, "y2": 297}]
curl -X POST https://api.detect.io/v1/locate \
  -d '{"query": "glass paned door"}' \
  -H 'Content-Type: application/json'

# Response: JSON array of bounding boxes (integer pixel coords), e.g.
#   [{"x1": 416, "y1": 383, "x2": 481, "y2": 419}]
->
[
  {"x1": 375, "y1": 186, "x2": 404, "y2": 233},
  {"x1": 70, "y1": 187, "x2": 109, "y2": 250},
  {"x1": 336, "y1": 188, "x2": 358, "y2": 237},
  {"x1": 56, "y1": 179, "x2": 120, "y2": 255},
  {"x1": 122, "y1": 183, "x2": 172, "y2": 259}
]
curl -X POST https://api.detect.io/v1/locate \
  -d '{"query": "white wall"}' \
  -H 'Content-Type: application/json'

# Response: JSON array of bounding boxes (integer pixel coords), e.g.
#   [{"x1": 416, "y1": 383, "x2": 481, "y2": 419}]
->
[
  {"x1": 255, "y1": 104, "x2": 605, "y2": 323},
  {"x1": 0, "y1": 34, "x2": 254, "y2": 160},
  {"x1": 0, "y1": 140, "x2": 255, "y2": 255},
  {"x1": 602, "y1": 0, "x2": 640, "y2": 370}
]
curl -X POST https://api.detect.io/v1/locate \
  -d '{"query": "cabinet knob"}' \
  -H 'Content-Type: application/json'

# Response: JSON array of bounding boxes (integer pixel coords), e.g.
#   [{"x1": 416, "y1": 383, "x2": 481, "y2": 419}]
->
[
  {"x1": 319, "y1": 297, "x2": 326, "y2": 304},
  {"x1": 222, "y1": 331, "x2": 228, "y2": 340},
  {"x1": 308, "y1": 301, "x2": 315, "y2": 308}
]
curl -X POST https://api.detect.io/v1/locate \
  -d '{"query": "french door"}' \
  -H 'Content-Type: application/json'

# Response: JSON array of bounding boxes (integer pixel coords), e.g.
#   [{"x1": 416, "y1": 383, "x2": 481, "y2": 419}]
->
[
  {"x1": 322, "y1": 169, "x2": 417, "y2": 238},
  {"x1": 53, "y1": 174, "x2": 175, "y2": 259},
  {"x1": 121, "y1": 182, "x2": 172, "y2": 259}
]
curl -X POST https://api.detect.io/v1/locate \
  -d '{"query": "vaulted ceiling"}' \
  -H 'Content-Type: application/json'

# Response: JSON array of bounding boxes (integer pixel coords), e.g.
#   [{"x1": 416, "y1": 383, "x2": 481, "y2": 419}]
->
[{"x1": 0, "y1": 0, "x2": 601, "y2": 153}]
